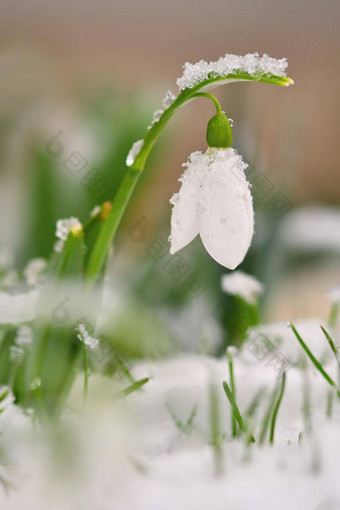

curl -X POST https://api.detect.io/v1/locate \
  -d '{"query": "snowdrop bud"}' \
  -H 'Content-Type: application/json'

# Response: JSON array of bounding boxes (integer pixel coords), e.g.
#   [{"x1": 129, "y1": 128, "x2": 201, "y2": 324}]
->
[{"x1": 206, "y1": 113, "x2": 233, "y2": 148}]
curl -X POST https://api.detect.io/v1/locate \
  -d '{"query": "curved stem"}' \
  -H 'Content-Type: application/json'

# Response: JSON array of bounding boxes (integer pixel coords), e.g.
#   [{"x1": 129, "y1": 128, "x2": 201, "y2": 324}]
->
[
  {"x1": 85, "y1": 71, "x2": 293, "y2": 282},
  {"x1": 193, "y1": 92, "x2": 223, "y2": 114}
]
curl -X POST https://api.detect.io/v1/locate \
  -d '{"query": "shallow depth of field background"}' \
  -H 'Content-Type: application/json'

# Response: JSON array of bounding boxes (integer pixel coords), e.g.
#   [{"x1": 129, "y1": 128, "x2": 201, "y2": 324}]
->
[{"x1": 0, "y1": 0, "x2": 339, "y2": 332}]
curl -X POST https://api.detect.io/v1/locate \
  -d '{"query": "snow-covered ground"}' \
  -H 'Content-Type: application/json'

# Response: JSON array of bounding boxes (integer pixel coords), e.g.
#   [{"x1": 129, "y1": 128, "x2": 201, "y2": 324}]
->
[{"x1": 1, "y1": 318, "x2": 340, "y2": 510}]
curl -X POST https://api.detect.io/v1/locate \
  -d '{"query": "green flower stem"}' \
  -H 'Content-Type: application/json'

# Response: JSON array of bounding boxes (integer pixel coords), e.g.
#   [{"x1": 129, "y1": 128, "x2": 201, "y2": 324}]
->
[
  {"x1": 86, "y1": 71, "x2": 293, "y2": 282},
  {"x1": 227, "y1": 351, "x2": 238, "y2": 437},
  {"x1": 193, "y1": 92, "x2": 223, "y2": 114},
  {"x1": 269, "y1": 371, "x2": 286, "y2": 444},
  {"x1": 222, "y1": 380, "x2": 255, "y2": 443},
  {"x1": 86, "y1": 168, "x2": 139, "y2": 281}
]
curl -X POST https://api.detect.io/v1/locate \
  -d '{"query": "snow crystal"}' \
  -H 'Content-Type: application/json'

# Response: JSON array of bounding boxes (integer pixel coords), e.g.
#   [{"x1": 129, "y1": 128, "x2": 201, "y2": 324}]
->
[
  {"x1": 55, "y1": 217, "x2": 82, "y2": 252},
  {"x1": 126, "y1": 139, "x2": 144, "y2": 167},
  {"x1": 162, "y1": 90, "x2": 176, "y2": 109},
  {"x1": 90, "y1": 205, "x2": 101, "y2": 218},
  {"x1": 146, "y1": 91, "x2": 177, "y2": 132},
  {"x1": 76, "y1": 323, "x2": 99, "y2": 350},
  {"x1": 176, "y1": 52, "x2": 288, "y2": 91},
  {"x1": 30, "y1": 378, "x2": 41, "y2": 391},
  {"x1": 221, "y1": 270, "x2": 263, "y2": 304}
]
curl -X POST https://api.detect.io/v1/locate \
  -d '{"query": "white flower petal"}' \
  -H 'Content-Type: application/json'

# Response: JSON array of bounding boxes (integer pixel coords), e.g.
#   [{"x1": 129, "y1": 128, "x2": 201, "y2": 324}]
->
[
  {"x1": 169, "y1": 152, "x2": 209, "y2": 254},
  {"x1": 198, "y1": 149, "x2": 254, "y2": 269}
]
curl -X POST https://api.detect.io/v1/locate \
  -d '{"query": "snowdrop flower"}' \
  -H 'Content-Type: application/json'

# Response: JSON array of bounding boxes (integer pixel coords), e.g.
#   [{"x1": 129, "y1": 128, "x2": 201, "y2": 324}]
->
[
  {"x1": 169, "y1": 148, "x2": 254, "y2": 269},
  {"x1": 221, "y1": 270, "x2": 263, "y2": 304}
]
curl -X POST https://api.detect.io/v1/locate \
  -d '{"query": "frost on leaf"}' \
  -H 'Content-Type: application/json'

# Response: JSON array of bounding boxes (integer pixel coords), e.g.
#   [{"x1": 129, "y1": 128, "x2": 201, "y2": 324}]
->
[
  {"x1": 54, "y1": 217, "x2": 82, "y2": 252},
  {"x1": 126, "y1": 139, "x2": 144, "y2": 167},
  {"x1": 146, "y1": 90, "x2": 177, "y2": 132},
  {"x1": 162, "y1": 90, "x2": 176, "y2": 109},
  {"x1": 176, "y1": 52, "x2": 288, "y2": 91}
]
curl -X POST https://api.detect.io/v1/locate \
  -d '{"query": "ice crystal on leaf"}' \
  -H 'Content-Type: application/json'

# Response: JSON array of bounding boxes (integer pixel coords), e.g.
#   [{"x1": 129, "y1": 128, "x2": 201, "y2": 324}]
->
[
  {"x1": 90, "y1": 205, "x2": 101, "y2": 218},
  {"x1": 126, "y1": 139, "x2": 144, "y2": 167},
  {"x1": 54, "y1": 217, "x2": 82, "y2": 252},
  {"x1": 170, "y1": 148, "x2": 254, "y2": 269},
  {"x1": 162, "y1": 89, "x2": 177, "y2": 109},
  {"x1": 176, "y1": 52, "x2": 288, "y2": 91}
]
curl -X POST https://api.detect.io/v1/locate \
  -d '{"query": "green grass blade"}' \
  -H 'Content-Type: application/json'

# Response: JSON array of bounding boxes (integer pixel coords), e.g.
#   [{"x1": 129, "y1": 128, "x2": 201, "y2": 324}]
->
[
  {"x1": 209, "y1": 383, "x2": 223, "y2": 475},
  {"x1": 166, "y1": 401, "x2": 198, "y2": 435},
  {"x1": 329, "y1": 303, "x2": 339, "y2": 329},
  {"x1": 259, "y1": 384, "x2": 280, "y2": 445},
  {"x1": 244, "y1": 387, "x2": 266, "y2": 421},
  {"x1": 118, "y1": 377, "x2": 150, "y2": 398},
  {"x1": 227, "y1": 350, "x2": 237, "y2": 437},
  {"x1": 269, "y1": 372, "x2": 286, "y2": 444},
  {"x1": 222, "y1": 381, "x2": 255, "y2": 443},
  {"x1": 290, "y1": 323, "x2": 338, "y2": 393},
  {"x1": 321, "y1": 326, "x2": 340, "y2": 370}
]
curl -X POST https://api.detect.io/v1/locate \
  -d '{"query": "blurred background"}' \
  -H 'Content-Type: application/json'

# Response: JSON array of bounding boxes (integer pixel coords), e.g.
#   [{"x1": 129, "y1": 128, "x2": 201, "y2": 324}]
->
[{"x1": 0, "y1": 0, "x2": 340, "y2": 355}]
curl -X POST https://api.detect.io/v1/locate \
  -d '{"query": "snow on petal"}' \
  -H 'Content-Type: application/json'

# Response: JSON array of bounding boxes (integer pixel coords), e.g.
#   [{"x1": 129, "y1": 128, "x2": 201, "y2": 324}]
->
[
  {"x1": 198, "y1": 149, "x2": 254, "y2": 269},
  {"x1": 169, "y1": 151, "x2": 209, "y2": 254}
]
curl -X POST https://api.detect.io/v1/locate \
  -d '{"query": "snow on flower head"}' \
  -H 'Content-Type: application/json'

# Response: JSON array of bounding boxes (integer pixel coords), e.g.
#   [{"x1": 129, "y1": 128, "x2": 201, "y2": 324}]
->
[
  {"x1": 221, "y1": 271, "x2": 263, "y2": 305},
  {"x1": 54, "y1": 217, "x2": 82, "y2": 252},
  {"x1": 169, "y1": 148, "x2": 254, "y2": 270}
]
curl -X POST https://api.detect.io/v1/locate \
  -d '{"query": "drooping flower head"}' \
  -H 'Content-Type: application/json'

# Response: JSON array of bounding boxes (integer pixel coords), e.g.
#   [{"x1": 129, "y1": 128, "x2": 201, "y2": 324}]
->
[{"x1": 170, "y1": 148, "x2": 253, "y2": 269}]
